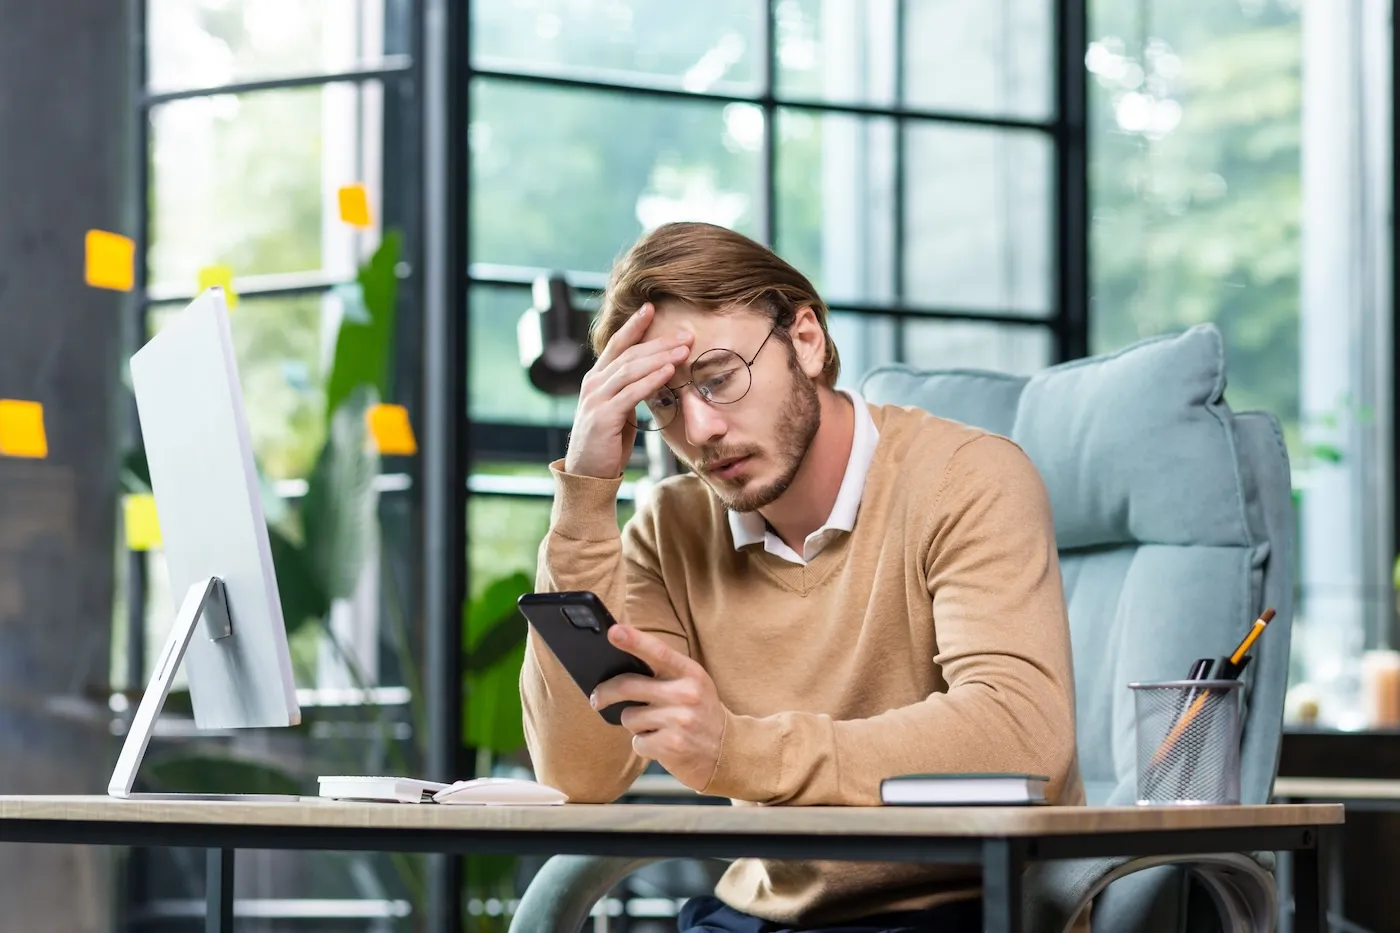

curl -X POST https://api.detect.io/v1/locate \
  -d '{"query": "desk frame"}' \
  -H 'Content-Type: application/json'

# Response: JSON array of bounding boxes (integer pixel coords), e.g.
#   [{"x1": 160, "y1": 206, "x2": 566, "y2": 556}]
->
[{"x1": 0, "y1": 814, "x2": 1335, "y2": 933}]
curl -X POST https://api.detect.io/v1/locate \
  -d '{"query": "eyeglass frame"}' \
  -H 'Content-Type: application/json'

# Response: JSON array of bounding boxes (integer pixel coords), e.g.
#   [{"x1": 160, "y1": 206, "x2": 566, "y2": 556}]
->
[{"x1": 630, "y1": 326, "x2": 778, "y2": 430}]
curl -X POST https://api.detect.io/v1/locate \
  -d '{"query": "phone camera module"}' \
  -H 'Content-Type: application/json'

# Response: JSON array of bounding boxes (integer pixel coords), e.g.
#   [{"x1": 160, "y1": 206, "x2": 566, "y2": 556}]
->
[{"x1": 562, "y1": 604, "x2": 601, "y2": 632}]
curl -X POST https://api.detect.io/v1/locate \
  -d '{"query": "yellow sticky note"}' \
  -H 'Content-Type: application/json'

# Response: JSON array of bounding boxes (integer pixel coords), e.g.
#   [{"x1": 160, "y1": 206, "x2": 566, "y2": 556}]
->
[
  {"x1": 123, "y1": 493, "x2": 163, "y2": 551},
  {"x1": 85, "y1": 229, "x2": 135, "y2": 291},
  {"x1": 366, "y1": 403, "x2": 417, "y2": 455},
  {"x1": 0, "y1": 399, "x2": 49, "y2": 459},
  {"x1": 337, "y1": 183, "x2": 372, "y2": 228},
  {"x1": 197, "y1": 264, "x2": 239, "y2": 309}
]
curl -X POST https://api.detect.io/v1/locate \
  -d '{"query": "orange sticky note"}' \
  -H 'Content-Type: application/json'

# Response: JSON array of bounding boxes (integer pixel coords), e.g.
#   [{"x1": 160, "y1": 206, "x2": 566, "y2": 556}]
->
[
  {"x1": 366, "y1": 403, "x2": 417, "y2": 455},
  {"x1": 123, "y1": 493, "x2": 163, "y2": 551},
  {"x1": 0, "y1": 399, "x2": 49, "y2": 458},
  {"x1": 85, "y1": 230, "x2": 135, "y2": 291},
  {"x1": 197, "y1": 264, "x2": 239, "y2": 309},
  {"x1": 338, "y1": 183, "x2": 372, "y2": 228}
]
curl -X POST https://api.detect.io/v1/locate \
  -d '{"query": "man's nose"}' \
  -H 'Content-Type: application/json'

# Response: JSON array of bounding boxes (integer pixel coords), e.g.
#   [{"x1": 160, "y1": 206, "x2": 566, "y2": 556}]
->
[{"x1": 678, "y1": 391, "x2": 726, "y2": 448}]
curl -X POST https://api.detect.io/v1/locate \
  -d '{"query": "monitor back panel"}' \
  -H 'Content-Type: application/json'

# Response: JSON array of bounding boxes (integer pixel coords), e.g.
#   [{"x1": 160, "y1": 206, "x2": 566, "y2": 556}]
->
[{"x1": 129, "y1": 290, "x2": 299, "y2": 729}]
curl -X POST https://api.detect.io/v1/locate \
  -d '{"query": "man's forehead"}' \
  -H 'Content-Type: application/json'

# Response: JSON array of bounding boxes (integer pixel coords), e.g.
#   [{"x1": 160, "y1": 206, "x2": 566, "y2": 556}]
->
[{"x1": 642, "y1": 300, "x2": 767, "y2": 344}]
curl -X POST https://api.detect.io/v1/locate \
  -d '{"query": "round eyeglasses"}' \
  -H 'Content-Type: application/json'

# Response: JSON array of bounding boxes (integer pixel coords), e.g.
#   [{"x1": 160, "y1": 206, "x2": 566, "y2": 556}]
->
[{"x1": 630, "y1": 328, "x2": 776, "y2": 432}]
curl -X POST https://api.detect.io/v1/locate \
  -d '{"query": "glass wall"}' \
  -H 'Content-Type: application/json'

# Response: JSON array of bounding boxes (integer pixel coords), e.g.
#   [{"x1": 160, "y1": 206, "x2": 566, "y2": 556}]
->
[{"x1": 1087, "y1": 0, "x2": 1394, "y2": 728}]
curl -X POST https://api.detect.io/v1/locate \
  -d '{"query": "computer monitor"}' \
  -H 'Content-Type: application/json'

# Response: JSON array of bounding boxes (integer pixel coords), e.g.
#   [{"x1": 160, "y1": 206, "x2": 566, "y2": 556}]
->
[{"x1": 109, "y1": 287, "x2": 301, "y2": 799}]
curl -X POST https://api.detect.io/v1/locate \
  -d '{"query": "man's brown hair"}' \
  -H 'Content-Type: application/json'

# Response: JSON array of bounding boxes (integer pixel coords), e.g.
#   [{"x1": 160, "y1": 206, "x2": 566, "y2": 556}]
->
[{"x1": 592, "y1": 221, "x2": 841, "y2": 386}]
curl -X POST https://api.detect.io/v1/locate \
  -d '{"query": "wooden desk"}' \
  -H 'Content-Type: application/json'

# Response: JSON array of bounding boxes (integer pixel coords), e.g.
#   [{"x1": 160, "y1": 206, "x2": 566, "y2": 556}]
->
[{"x1": 0, "y1": 796, "x2": 1342, "y2": 933}]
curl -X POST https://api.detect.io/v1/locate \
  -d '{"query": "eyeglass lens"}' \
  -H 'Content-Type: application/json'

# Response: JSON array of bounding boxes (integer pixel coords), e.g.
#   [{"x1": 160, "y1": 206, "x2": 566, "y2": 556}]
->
[{"x1": 632, "y1": 348, "x2": 753, "y2": 431}]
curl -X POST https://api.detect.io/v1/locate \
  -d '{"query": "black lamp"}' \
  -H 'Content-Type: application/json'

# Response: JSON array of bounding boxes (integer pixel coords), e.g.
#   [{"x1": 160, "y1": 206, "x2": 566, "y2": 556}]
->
[{"x1": 517, "y1": 274, "x2": 593, "y2": 396}]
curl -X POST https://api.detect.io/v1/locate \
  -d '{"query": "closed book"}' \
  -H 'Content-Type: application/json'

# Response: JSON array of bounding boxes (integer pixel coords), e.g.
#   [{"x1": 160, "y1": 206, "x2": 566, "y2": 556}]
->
[{"x1": 879, "y1": 773, "x2": 1049, "y2": 806}]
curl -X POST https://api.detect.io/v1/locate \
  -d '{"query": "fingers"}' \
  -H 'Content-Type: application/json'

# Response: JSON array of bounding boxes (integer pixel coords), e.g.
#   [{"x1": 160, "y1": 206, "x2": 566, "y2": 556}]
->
[
  {"x1": 597, "y1": 302, "x2": 672, "y2": 368},
  {"x1": 610, "y1": 625, "x2": 696, "y2": 679},
  {"x1": 591, "y1": 672, "x2": 668, "y2": 711},
  {"x1": 597, "y1": 344, "x2": 688, "y2": 401},
  {"x1": 618, "y1": 703, "x2": 668, "y2": 734}
]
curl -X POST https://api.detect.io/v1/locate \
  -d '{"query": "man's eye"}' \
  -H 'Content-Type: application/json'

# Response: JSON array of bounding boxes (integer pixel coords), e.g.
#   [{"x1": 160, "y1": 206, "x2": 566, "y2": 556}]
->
[{"x1": 700, "y1": 371, "x2": 736, "y2": 393}]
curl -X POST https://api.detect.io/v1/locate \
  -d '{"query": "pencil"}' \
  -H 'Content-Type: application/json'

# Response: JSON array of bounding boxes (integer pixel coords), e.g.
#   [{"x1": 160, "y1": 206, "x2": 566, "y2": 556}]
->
[{"x1": 1149, "y1": 608, "x2": 1274, "y2": 769}]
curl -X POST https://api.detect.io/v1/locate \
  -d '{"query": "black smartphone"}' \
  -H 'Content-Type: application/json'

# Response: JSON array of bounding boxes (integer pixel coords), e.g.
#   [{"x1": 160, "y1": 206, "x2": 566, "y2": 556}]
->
[{"x1": 517, "y1": 590, "x2": 654, "y2": 725}]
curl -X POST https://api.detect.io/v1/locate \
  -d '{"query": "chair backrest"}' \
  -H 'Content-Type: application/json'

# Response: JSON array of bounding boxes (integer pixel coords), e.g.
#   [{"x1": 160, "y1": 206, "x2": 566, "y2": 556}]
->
[{"x1": 860, "y1": 324, "x2": 1294, "y2": 929}]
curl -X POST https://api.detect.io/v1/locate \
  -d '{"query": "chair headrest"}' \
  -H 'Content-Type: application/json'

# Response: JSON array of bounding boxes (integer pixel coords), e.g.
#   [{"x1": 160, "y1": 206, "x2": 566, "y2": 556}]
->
[{"x1": 860, "y1": 324, "x2": 1256, "y2": 550}]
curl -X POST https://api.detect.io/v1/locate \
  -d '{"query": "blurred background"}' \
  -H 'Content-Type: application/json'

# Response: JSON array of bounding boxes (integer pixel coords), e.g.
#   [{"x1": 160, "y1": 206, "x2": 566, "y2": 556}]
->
[{"x1": 0, "y1": 0, "x2": 1394, "y2": 930}]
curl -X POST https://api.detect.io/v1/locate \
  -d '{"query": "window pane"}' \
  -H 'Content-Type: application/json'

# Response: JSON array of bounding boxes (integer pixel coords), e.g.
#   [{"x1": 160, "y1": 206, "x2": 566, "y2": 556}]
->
[
  {"x1": 469, "y1": 285, "x2": 581, "y2": 427},
  {"x1": 776, "y1": 0, "x2": 1052, "y2": 119},
  {"x1": 471, "y1": 80, "x2": 764, "y2": 273},
  {"x1": 469, "y1": 480, "x2": 637, "y2": 601},
  {"x1": 147, "y1": 294, "x2": 328, "y2": 479},
  {"x1": 150, "y1": 83, "x2": 381, "y2": 288},
  {"x1": 469, "y1": 496, "x2": 553, "y2": 601},
  {"x1": 1087, "y1": 11, "x2": 1301, "y2": 440},
  {"x1": 471, "y1": 0, "x2": 763, "y2": 95},
  {"x1": 776, "y1": 110, "x2": 896, "y2": 306},
  {"x1": 903, "y1": 124, "x2": 1053, "y2": 314},
  {"x1": 902, "y1": 0, "x2": 1053, "y2": 119},
  {"x1": 147, "y1": 0, "x2": 396, "y2": 92},
  {"x1": 902, "y1": 320, "x2": 1052, "y2": 375},
  {"x1": 829, "y1": 311, "x2": 897, "y2": 389}
]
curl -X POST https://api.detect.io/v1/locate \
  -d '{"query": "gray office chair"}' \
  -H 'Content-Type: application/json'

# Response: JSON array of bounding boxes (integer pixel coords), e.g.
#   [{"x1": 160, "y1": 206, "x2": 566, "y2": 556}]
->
[{"x1": 509, "y1": 323, "x2": 1294, "y2": 933}]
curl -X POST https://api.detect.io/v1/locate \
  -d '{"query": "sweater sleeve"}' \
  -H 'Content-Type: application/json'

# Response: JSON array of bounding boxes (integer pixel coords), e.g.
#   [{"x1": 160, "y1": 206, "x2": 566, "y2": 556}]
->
[
  {"x1": 520, "y1": 461, "x2": 691, "y2": 803},
  {"x1": 702, "y1": 435, "x2": 1078, "y2": 806}
]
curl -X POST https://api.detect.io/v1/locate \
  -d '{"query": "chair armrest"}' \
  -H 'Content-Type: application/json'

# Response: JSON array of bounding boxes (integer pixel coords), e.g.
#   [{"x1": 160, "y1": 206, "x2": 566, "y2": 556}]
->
[
  {"x1": 509, "y1": 850, "x2": 1275, "y2": 933},
  {"x1": 507, "y1": 855, "x2": 670, "y2": 933},
  {"x1": 1030, "y1": 853, "x2": 1276, "y2": 933}
]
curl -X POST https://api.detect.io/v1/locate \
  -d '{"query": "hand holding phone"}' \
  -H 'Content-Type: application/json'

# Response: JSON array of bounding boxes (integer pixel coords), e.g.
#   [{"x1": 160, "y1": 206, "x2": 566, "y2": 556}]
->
[
  {"x1": 519, "y1": 590, "x2": 728, "y2": 791},
  {"x1": 517, "y1": 591, "x2": 654, "y2": 725}
]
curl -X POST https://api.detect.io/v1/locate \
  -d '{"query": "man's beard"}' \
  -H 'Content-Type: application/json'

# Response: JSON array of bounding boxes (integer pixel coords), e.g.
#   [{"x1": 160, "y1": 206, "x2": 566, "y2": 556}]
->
[{"x1": 682, "y1": 349, "x2": 822, "y2": 513}]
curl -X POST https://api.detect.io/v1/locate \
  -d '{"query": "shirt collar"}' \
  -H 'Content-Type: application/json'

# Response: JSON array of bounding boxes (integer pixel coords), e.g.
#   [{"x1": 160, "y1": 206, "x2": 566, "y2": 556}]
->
[{"x1": 728, "y1": 388, "x2": 880, "y2": 550}]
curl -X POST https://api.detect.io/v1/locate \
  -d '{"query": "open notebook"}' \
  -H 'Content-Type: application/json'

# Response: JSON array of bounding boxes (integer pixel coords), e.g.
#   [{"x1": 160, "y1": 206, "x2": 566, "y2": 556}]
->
[{"x1": 318, "y1": 775, "x2": 568, "y2": 806}]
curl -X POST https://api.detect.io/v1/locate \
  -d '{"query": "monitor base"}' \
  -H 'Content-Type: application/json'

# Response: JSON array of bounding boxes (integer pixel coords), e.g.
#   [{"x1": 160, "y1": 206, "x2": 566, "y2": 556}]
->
[
  {"x1": 108, "y1": 577, "x2": 236, "y2": 799},
  {"x1": 114, "y1": 793, "x2": 305, "y2": 802}
]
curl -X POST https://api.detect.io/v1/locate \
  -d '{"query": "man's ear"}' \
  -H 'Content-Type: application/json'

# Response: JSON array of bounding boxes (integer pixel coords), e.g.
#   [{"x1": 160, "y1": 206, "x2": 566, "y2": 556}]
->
[{"x1": 788, "y1": 306, "x2": 827, "y2": 380}]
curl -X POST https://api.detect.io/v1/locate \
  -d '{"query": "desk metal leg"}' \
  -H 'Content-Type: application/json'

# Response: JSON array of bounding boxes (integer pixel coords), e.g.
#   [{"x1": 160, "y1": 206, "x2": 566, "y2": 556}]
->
[
  {"x1": 206, "y1": 848, "x2": 234, "y2": 933},
  {"x1": 982, "y1": 839, "x2": 1025, "y2": 933},
  {"x1": 1293, "y1": 826, "x2": 1334, "y2": 933}
]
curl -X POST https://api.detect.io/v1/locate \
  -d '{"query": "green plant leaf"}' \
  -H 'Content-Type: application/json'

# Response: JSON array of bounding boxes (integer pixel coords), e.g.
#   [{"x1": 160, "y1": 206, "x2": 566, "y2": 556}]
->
[
  {"x1": 464, "y1": 572, "x2": 533, "y2": 649},
  {"x1": 463, "y1": 571, "x2": 533, "y2": 674},
  {"x1": 465, "y1": 613, "x2": 529, "y2": 674},
  {"x1": 1309, "y1": 443, "x2": 1344, "y2": 464},
  {"x1": 462, "y1": 571, "x2": 532, "y2": 754},
  {"x1": 142, "y1": 752, "x2": 304, "y2": 796},
  {"x1": 465, "y1": 853, "x2": 519, "y2": 898},
  {"x1": 324, "y1": 231, "x2": 401, "y2": 426},
  {"x1": 303, "y1": 386, "x2": 382, "y2": 601},
  {"x1": 463, "y1": 641, "x2": 528, "y2": 755},
  {"x1": 268, "y1": 523, "x2": 330, "y2": 635}
]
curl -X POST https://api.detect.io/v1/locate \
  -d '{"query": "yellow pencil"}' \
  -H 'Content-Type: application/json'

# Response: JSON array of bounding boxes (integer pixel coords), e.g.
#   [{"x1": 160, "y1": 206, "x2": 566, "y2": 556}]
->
[{"x1": 1149, "y1": 608, "x2": 1274, "y2": 768}]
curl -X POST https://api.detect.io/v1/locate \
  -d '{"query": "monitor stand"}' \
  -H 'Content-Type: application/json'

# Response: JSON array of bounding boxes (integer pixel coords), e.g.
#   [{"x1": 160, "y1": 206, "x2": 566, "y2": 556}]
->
[{"x1": 108, "y1": 576, "x2": 301, "y2": 801}]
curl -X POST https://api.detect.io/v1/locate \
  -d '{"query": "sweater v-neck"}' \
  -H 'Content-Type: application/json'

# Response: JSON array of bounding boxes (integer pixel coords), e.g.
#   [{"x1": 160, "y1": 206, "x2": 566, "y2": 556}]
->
[{"x1": 746, "y1": 526, "x2": 854, "y2": 595}]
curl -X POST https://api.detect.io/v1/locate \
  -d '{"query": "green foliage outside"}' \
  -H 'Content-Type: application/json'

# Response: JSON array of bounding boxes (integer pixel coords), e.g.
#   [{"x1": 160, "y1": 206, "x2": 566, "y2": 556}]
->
[{"x1": 1088, "y1": 0, "x2": 1309, "y2": 460}]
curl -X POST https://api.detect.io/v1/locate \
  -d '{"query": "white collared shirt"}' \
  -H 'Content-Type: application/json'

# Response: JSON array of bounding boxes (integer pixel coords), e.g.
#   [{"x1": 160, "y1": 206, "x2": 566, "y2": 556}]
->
[{"x1": 727, "y1": 388, "x2": 880, "y2": 565}]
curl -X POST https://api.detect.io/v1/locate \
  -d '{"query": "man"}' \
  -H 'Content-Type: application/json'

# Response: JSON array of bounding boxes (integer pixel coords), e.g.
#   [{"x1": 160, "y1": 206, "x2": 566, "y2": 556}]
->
[{"x1": 521, "y1": 221, "x2": 1083, "y2": 933}]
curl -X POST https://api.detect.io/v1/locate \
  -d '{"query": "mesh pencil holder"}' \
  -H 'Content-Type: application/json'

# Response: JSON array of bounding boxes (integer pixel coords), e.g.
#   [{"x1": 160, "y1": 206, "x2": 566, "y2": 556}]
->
[{"x1": 1129, "y1": 679, "x2": 1243, "y2": 806}]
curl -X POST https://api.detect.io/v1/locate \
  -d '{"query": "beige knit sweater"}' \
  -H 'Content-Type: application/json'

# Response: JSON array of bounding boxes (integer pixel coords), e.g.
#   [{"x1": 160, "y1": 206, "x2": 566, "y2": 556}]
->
[{"x1": 521, "y1": 402, "x2": 1084, "y2": 927}]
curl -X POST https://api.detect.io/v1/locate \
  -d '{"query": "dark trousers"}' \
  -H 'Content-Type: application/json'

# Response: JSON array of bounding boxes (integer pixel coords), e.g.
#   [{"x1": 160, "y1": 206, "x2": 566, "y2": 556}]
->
[{"x1": 677, "y1": 895, "x2": 983, "y2": 933}]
